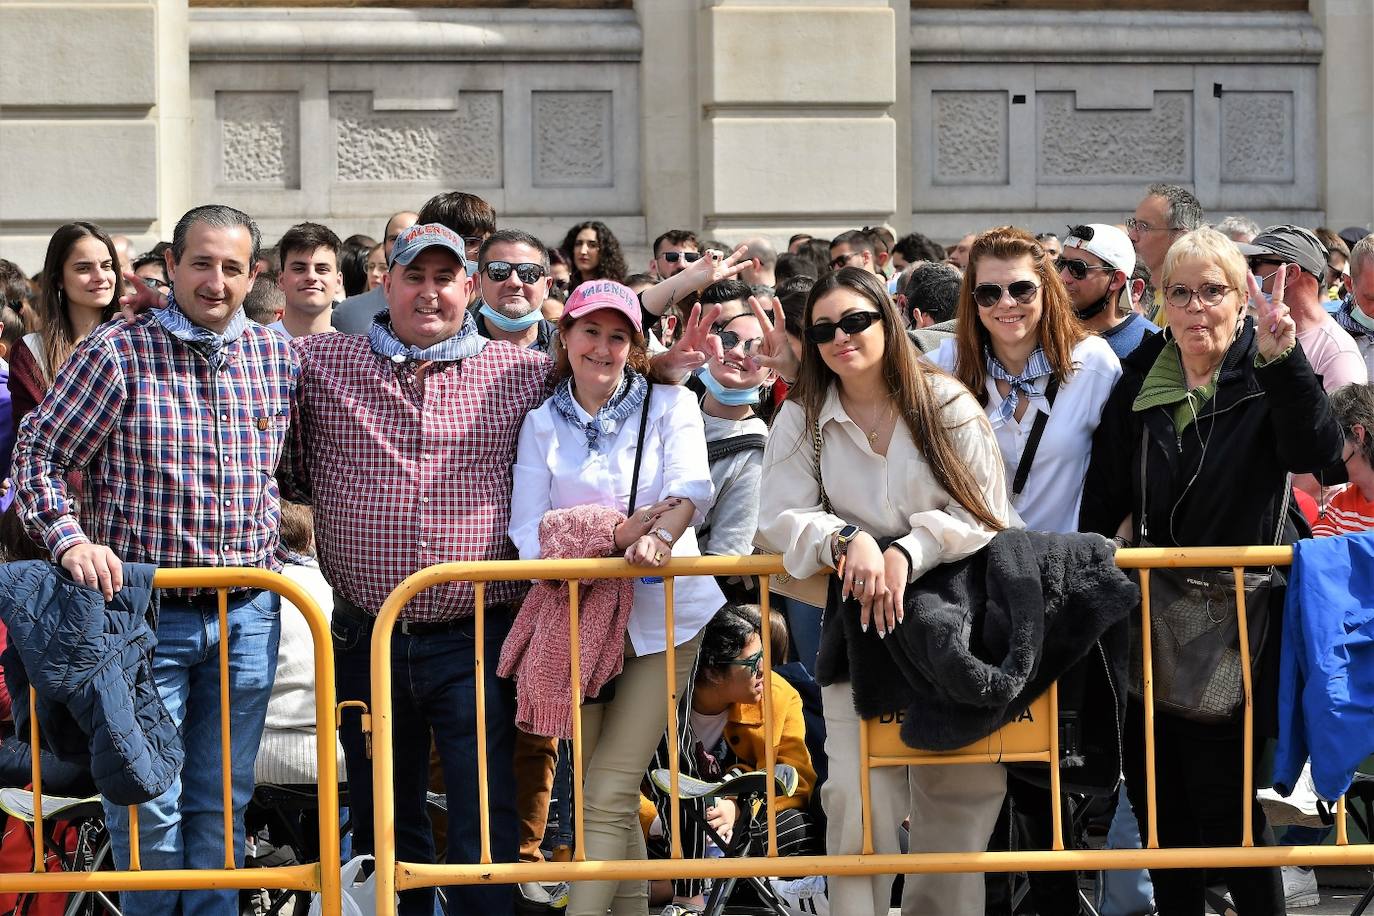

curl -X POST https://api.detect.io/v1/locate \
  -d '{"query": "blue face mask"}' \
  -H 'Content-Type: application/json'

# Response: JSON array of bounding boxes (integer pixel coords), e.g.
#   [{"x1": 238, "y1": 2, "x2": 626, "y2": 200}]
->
[
  {"x1": 698, "y1": 366, "x2": 761, "y2": 406},
  {"x1": 479, "y1": 303, "x2": 543, "y2": 332},
  {"x1": 1350, "y1": 298, "x2": 1374, "y2": 333}
]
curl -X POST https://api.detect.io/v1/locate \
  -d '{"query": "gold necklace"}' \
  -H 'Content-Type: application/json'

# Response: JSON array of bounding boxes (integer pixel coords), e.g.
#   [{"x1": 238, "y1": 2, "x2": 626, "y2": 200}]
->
[{"x1": 853, "y1": 399, "x2": 895, "y2": 446}]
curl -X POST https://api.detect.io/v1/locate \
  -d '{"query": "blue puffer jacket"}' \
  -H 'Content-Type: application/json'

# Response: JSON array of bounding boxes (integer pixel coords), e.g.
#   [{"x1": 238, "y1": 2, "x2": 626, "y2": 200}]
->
[{"x1": 0, "y1": 561, "x2": 182, "y2": 805}]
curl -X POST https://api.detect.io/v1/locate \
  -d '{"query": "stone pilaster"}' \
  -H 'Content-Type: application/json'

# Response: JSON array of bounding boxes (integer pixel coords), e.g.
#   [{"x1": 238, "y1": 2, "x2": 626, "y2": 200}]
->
[{"x1": 0, "y1": 0, "x2": 190, "y2": 270}]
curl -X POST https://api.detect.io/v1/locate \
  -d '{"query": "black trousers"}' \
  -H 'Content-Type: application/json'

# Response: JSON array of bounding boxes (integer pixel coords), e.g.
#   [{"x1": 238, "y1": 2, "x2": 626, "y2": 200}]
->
[{"x1": 1122, "y1": 700, "x2": 1283, "y2": 916}]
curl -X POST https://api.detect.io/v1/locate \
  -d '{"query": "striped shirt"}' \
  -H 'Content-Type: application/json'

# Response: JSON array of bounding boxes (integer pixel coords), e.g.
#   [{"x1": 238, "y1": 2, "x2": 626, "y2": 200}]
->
[
  {"x1": 282, "y1": 333, "x2": 552, "y2": 621},
  {"x1": 13, "y1": 308, "x2": 299, "y2": 571},
  {"x1": 1313, "y1": 485, "x2": 1374, "y2": 537}
]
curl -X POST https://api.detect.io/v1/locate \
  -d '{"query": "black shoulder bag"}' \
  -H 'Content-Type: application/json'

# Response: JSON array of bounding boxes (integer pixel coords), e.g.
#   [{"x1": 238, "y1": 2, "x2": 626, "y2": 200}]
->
[{"x1": 1127, "y1": 426, "x2": 1288, "y2": 723}]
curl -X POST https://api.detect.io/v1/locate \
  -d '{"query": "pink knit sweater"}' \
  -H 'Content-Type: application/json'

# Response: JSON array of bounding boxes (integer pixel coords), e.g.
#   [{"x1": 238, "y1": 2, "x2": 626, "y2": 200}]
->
[{"x1": 496, "y1": 504, "x2": 635, "y2": 739}]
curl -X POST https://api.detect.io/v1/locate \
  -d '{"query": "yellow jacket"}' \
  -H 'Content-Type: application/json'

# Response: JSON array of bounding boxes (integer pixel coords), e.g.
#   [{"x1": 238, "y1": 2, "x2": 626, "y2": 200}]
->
[
  {"x1": 639, "y1": 671, "x2": 817, "y2": 836},
  {"x1": 725, "y1": 671, "x2": 816, "y2": 810}
]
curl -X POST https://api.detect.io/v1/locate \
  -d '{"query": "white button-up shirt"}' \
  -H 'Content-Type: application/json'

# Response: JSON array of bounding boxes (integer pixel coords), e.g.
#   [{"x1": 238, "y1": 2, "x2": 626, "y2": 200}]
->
[{"x1": 510, "y1": 382, "x2": 722, "y2": 656}]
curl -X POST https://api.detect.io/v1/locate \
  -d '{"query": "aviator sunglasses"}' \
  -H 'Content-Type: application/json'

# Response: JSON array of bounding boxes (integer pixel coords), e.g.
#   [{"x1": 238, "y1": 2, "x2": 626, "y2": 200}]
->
[
  {"x1": 481, "y1": 261, "x2": 546, "y2": 284},
  {"x1": 1055, "y1": 257, "x2": 1113, "y2": 281},
  {"x1": 805, "y1": 310, "x2": 884, "y2": 344},
  {"x1": 973, "y1": 280, "x2": 1040, "y2": 309}
]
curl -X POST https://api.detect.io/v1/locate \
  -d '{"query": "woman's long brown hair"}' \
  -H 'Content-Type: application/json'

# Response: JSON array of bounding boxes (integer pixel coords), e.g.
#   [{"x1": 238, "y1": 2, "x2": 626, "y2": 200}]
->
[
  {"x1": 952, "y1": 226, "x2": 1086, "y2": 407},
  {"x1": 38, "y1": 221, "x2": 121, "y2": 382},
  {"x1": 788, "y1": 267, "x2": 1005, "y2": 533}
]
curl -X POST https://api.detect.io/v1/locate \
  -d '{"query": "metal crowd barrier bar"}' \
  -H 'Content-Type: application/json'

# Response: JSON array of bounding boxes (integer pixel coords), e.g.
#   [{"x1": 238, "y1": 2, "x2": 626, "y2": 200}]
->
[
  {"x1": 367, "y1": 547, "x2": 1373, "y2": 916},
  {"x1": 0, "y1": 568, "x2": 342, "y2": 915}
]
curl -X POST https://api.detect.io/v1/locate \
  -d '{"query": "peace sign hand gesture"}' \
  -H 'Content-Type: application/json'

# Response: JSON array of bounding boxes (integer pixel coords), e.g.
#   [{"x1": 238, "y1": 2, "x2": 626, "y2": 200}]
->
[
  {"x1": 653, "y1": 302, "x2": 725, "y2": 381},
  {"x1": 744, "y1": 295, "x2": 801, "y2": 383},
  {"x1": 1248, "y1": 265, "x2": 1296, "y2": 363}
]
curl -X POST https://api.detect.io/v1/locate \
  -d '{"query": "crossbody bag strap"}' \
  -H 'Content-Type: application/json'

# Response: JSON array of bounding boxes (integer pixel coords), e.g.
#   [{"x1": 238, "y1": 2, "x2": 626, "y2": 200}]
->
[
  {"x1": 811, "y1": 413, "x2": 832, "y2": 514},
  {"x1": 1011, "y1": 375, "x2": 1061, "y2": 497},
  {"x1": 626, "y1": 384, "x2": 653, "y2": 517}
]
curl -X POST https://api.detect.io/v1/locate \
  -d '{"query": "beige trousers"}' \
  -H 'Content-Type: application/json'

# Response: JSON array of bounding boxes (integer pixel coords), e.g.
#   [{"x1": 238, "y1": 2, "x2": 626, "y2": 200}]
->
[
  {"x1": 821, "y1": 682, "x2": 1007, "y2": 916},
  {"x1": 567, "y1": 631, "x2": 703, "y2": 916}
]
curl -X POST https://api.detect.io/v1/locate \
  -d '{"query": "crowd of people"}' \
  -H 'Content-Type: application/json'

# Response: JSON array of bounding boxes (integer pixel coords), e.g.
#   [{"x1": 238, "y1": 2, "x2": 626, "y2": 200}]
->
[{"x1": 0, "y1": 180, "x2": 1369, "y2": 916}]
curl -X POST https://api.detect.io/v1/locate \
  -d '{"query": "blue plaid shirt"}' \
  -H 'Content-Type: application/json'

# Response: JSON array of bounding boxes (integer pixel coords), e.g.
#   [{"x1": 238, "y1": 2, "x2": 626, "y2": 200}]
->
[{"x1": 13, "y1": 305, "x2": 300, "y2": 570}]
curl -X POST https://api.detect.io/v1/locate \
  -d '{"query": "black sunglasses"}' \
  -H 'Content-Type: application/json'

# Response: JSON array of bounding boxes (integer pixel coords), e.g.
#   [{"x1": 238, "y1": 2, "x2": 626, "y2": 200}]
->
[
  {"x1": 714, "y1": 328, "x2": 763, "y2": 354},
  {"x1": 973, "y1": 280, "x2": 1040, "y2": 309},
  {"x1": 481, "y1": 261, "x2": 546, "y2": 284},
  {"x1": 805, "y1": 310, "x2": 883, "y2": 344},
  {"x1": 1054, "y1": 257, "x2": 1113, "y2": 281},
  {"x1": 661, "y1": 251, "x2": 702, "y2": 265}
]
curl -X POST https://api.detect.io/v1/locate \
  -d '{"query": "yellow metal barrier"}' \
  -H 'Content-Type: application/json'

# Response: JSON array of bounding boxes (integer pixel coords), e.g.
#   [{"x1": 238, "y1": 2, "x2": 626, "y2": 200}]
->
[
  {"x1": 0, "y1": 568, "x2": 341, "y2": 915},
  {"x1": 366, "y1": 547, "x2": 1374, "y2": 914}
]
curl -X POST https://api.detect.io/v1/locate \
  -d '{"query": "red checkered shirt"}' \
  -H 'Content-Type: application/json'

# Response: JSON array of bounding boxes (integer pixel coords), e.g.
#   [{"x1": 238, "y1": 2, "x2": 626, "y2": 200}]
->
[
  {"x1": 284, "y1": 334, "x2": 552, "y2": 621},
  {"x1": 13, "y1": 312, "x2": 298, "y2": 572}
]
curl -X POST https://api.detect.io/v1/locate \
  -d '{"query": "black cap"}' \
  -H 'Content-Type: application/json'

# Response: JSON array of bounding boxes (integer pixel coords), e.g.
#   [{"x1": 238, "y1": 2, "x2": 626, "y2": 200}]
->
[
  {"x1": 1236, "y1": 225, "x2": 1328, "y2": 280},
  {"x1": 1340, "y1": 226, "x2": 1369, "y2": 251}
]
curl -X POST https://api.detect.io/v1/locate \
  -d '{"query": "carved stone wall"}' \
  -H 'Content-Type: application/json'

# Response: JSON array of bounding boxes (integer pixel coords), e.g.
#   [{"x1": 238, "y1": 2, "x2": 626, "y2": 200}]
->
[
  {"x1": 910, "y1": 9, "x2": 1323, "y2": 239},
  {"x1": 218, "y1": 91, "x2": 300, "y2": 187},
  {"x1": 188, "y1": 6, "x2": 643, "y2": 251}
]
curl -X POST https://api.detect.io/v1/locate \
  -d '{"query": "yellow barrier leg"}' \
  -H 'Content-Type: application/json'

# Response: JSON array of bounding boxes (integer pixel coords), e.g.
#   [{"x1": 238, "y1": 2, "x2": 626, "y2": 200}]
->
[
  {"x1": 569, "y1": 580, "x2": 587, "y2": 862},
  {"x1": 475, "y1": 582, "x2": 492, "y2": 866},
  {"x1": 665, "y1": 576, "x2": 683, "y2": 861},
  {"x1": 29, "y1": 688, "x2": 43, "y2": 871},
  {"x1": 218, "y1": 589, "x2": 235, "y2": 869},
  {"x1": 1232, "y1": 568, "x2": 1254, "y2": 848},
  {"x1": 1139, "y1": 570, "x2": 1159, "y2": 849},
  {"x1": 859, "y1": 714, "x2": 874, "y2": 856},
  {"x1": 1048, "y1": 682, "x2": 1063, "y2": 852},
  {"x1": 760, "y1": 586, "x2": 778, "y2": 857}
]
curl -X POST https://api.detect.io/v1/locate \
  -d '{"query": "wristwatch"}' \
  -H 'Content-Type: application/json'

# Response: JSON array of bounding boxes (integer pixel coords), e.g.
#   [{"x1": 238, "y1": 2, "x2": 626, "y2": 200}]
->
[
  {"x1": 650, "y1": 527, "x2": 676, "y2": 547},
  {"x1": 831, "y1": 525, "x2": 860, "y2": 565}
]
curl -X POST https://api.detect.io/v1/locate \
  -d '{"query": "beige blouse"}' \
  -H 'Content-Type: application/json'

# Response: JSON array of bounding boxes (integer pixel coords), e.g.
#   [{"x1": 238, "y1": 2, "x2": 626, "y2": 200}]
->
[{"x1": 755, "y1": 372, "x2": 1019, "y2": 583}]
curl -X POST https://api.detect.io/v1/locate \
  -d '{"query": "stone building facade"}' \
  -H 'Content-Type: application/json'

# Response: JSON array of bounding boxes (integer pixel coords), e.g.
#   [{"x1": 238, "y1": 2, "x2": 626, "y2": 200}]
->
[{"x1": 0, "y1": 0, "x2": 1368, "y2": 270}]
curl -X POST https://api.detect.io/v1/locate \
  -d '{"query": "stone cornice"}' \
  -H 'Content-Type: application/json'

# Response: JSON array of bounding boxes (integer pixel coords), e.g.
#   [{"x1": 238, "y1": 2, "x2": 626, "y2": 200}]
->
[
  {"x1": 911, "y1": 9, "x2": 1322, "y2": 65},
  {"x1": 190, "y1": 7, "x2": 642, "y2": 62}
]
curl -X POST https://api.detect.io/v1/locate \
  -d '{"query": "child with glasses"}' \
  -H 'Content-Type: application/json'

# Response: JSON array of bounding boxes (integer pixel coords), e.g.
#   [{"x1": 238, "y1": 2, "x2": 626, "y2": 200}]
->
[{"x1": 642, "y1": 604, "x2": 819, "y2": 916}]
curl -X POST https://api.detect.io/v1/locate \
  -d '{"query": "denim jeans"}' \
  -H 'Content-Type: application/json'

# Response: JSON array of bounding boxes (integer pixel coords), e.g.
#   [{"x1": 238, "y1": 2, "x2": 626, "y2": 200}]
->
[
  {"x1": 333, "y1": 603, "x2": 518, "y2": 916},
  {"x1": 104, "y1": 589, "x2": 281, "y2": 916},
  {"x1": 776, "y1": 595, "x2": 823, "y2": 676}
]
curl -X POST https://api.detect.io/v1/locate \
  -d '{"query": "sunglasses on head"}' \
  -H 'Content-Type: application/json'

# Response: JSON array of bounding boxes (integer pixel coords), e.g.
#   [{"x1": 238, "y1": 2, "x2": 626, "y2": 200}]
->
[
  {"x1": 973, "y1": 280, "x2": 1040, "y2": 309},
  {"x1": 481, "y1": 261, "x2": 546, "y2": 284},
  {"x1": 661, "y1": 251, "x2": 702, "y2": 265},
  {"x1": 1055, "y1": 257, "x2": 1113, "y2": 281},
  {"x1": 805, "y1": 310, "x2": 883, "y2": 344}
]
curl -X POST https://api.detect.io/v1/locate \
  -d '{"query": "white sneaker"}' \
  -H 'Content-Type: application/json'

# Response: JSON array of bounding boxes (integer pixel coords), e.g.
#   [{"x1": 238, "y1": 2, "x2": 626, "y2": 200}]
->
[
  {"x1": 768, "y1": 875, "x2": 829, "y2": 916},
  {"x1": 1259, "y1": 761, "x2": 1328, "y2": 827},
  {"x1": 516, "y1": 881, "x2": 568, "y2": 911},
  {"x1": 1283, "y1": 866, "x2": 1320, "y2": 908}
]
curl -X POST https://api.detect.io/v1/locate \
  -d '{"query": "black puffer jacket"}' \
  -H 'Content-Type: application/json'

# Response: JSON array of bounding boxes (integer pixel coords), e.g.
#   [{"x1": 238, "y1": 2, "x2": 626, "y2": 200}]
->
[
  {"x1": 819, "y1": 529, "x2": 1138, "y2": 793},
  {"x1": 1078, "y1": 318, "x2": 1344, "y2": 729}
]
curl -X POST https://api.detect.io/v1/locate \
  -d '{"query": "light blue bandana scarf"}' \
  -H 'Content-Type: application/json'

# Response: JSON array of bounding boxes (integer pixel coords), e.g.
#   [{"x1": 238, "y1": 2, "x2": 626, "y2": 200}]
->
[
  {"x1": 368, "y1": 310, "x2": 487, "y2": 363},
  {"x1": 985, "y1": 345, "x2": 1054, "y2": 424},
  {"x1": 551, "y1": 368, "x2": 649, "y2": 453},
  {"x1": 152, "y1": 295, "x2": 248, "y2": 371}
]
